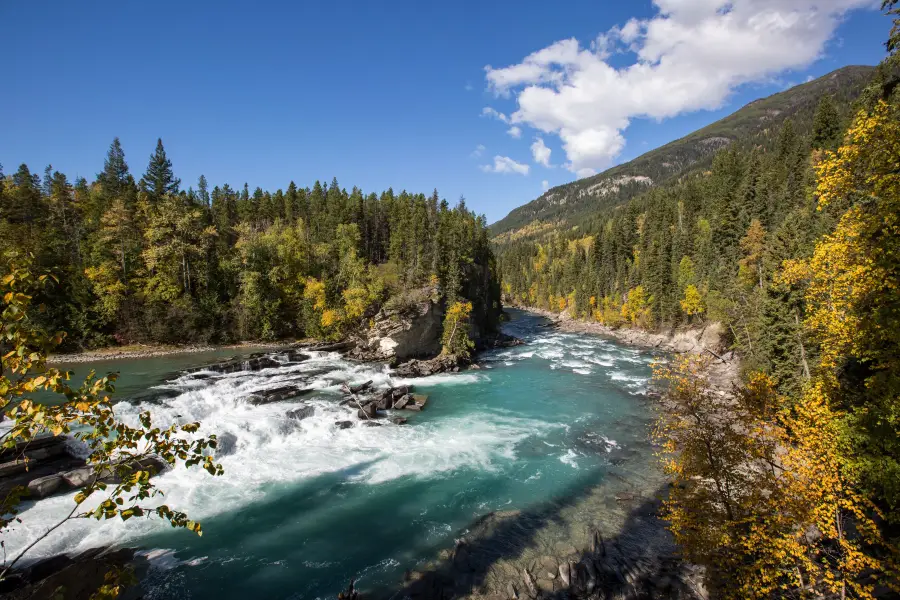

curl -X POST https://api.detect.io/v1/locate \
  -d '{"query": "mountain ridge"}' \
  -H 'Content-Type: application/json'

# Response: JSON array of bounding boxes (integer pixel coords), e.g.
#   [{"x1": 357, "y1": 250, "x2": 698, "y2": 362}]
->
[{"x1": 489, "y1": 64, "x2": 875, "y2": 238}]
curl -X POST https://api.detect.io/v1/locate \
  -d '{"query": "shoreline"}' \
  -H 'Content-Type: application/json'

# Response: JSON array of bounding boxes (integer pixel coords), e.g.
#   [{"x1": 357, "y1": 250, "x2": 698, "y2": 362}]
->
[
  {"x1": 48, "y1": 341, "x2": 294, "y2": 364},
  {"x1": 516, "y1": 305, "x2": 740, "y2": 393}
]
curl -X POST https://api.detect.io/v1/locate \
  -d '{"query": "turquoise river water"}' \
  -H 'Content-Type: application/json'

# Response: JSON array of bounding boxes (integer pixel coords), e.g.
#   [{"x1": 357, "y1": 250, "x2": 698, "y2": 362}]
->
[{"x1": 5, "y1": 310, "x2": 666, "y2": 599}]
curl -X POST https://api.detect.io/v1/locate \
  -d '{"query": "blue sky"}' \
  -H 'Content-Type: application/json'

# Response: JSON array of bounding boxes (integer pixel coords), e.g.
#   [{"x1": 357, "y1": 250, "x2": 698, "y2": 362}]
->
[{"x1": 0, "y1": 0, "x2": 891, "y2": 224}]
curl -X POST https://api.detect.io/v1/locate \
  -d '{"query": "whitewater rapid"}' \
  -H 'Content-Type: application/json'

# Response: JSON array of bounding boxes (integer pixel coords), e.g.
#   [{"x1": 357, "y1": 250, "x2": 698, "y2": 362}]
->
[{"x1": 4, "y1": 325, "x2": 655, "y2": 578}]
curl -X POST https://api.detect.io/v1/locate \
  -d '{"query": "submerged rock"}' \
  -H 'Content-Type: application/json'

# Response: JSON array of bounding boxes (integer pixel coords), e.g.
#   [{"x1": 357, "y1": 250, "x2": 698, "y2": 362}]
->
[
  {"x1": 214, "y1": 431, "x2": 239, "y2": 457},
  {"x1": 246, "y1": 385, "x2": 313, "y2": 405},
  {"x1": 286, "y1": 405, "x2": 315, "y2": 421},
  {"x1": 334, "y1": 421, "x2": 354, "y2": 429}
]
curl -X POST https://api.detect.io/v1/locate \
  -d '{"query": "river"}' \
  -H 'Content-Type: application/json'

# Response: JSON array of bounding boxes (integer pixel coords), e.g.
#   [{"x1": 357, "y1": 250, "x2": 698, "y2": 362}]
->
[{"x1": 6, "y1": 309, "x2": 672, "y2": 599}]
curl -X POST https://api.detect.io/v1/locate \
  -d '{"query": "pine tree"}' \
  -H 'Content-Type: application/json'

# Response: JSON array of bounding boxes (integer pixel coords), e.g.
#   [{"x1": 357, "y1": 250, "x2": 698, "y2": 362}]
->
[
  {"x1": 812, "y1": 95, "x2": 842, "y2": 151},
  {"x1": 197, "y1": 174, "x2": 210, "y2": 207},
  {"x1": 99, "y1": 137, "x2": 131, "y2": 200},
  {"x1": 140, "y1": 138, "x2": 180, "y2": 202}
]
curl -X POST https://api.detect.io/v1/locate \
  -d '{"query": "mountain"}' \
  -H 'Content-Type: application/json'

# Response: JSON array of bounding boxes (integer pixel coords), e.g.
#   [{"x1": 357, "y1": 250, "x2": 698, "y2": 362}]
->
[{"x1": 489, "y1": 65, "x2": 875, "y2": 239}]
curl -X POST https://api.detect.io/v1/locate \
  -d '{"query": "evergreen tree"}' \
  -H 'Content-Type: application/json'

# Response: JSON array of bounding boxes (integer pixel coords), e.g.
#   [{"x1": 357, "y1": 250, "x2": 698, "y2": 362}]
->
[
  {"x1": 812, "y1": 95, "x2": 842, "y2": 150},
  {"x1": 140, "y1": 138, "x2": 180, "y2": 202}
]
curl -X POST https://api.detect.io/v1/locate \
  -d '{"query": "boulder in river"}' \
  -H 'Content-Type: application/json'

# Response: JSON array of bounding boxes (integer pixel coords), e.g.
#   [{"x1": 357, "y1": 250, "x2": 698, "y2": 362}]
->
[
  {"x1": 286, "y1": 405, "x2": 315, "y2": 421},
  {"x1": 392, "y1": 394, "x2": 411, "y2": 410},
  {"x1": 247, "y1": 385, "x2": 313, "y2": 405},
  {"x1": 390, "y1": 385, "x2": 411, "y2": 399},
  {"x1": 26, "y1": 474, "x2": 66, "y2": 499},
  {"x1": 214, "y1": 432, "x2": 239, "y2": 457},
  {"x1": 334, "y1": 421, "x2": 353, "y2": 429},
  {"x1": 357, "y1": 402, "x2": 378, "y2": 420},
  {"x1": 390, "y1": 416, "x2": 408, "y2": 425},
  {"x1": 341, "y1": 380, "x2": 373, "y2": 395},
  {"x1": 284, "y1": 349, "x2": 310, "y2": 363}
]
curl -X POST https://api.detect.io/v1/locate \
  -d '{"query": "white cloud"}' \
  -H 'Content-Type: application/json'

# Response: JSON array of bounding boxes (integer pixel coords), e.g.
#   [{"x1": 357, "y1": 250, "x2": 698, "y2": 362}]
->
[
  {"x1": 481, "y1": 106, "x2": 510, "y2": 123},
  {"x1": 542, "y1": 179, "x2": 550, "y2": 191},
  {"x1": 480, "y1": 155, "x2": 530, "y2": 175},
  {"x1": 531, "y1": 137, "x2": 552, "y2": 167},
  {"x1": 507, "y1": 126, "x2": 523, "y2": 138},
  {"x1": 470, "y1": 144, "x2": 486, "y2": 158},
  {"x1": 484, "y1": 0, "x2": 872, "y2": 174},
  {"x1": 465, "y1": 82, "x2": 474, "y2": 91}
]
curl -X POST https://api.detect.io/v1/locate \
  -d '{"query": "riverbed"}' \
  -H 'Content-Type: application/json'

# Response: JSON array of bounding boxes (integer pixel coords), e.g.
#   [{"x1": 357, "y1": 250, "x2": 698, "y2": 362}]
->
[{"x1": 5, "y1": 309, "x2": 676, "y2": 599}]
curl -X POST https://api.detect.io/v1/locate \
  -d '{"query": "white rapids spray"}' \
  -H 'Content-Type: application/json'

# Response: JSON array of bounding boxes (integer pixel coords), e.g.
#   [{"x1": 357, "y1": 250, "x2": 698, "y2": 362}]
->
[{"x1": 2, "y1": 350, "x2": 546, "y2": 562}]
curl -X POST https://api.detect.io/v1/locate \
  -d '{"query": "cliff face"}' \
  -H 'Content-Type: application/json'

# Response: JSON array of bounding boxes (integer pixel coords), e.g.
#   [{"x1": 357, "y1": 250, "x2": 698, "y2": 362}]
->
[
  {"x1": 348, "y1": 271, "x2": 504, "y2": 365},
  {"x1": 350, "y1": 296, "x2": 446, "y2": 363}
]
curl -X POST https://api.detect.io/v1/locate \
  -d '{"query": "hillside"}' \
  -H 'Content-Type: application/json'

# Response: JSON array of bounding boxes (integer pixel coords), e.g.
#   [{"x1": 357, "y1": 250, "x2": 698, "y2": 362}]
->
[{"x1": 490, "y1": 65, "x2": 874, "y2": 238}]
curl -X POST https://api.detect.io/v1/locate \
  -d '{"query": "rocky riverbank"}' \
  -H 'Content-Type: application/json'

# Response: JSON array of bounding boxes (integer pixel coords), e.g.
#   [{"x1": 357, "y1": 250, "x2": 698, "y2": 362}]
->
[{"x1": 523, "y1": 307, "x2": 739, "y2": 394}]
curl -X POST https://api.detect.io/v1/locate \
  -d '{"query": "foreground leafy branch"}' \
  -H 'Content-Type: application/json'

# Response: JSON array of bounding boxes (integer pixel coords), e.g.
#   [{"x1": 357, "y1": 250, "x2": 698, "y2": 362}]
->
[{"x1": 0, "y1": 254, "x2": 223, "y2": 588}]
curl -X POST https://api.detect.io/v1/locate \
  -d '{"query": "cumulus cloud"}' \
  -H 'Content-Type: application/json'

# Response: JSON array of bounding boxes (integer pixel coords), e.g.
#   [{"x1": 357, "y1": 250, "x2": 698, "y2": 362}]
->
[
  {"x1": 480, "y1": 155, "x2": 530, "y2": 175},
  {"x1": 531, "y1": 137, "x2": 552, "y2": 167},
  {"x1": 484, "y1": 0, "x2": 871, "y2": 174},
  {"x1": 507, "y1": 126, "x2": 523, "y2": 138}
]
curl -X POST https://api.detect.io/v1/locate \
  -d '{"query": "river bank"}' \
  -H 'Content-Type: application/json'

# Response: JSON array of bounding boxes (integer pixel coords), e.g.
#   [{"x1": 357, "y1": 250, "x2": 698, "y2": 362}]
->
[
  {"x1": 48, "y1": 341, "x2": 296, "y2": 364},
  {"x1": 518, "y1": 306, "x2": 740, "y2": 394}
]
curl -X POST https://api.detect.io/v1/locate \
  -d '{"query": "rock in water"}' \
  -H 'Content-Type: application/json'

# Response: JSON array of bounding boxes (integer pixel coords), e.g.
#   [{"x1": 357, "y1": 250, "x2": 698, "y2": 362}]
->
[
  {"x1": 286, "y1": 405, "x2": 315, "y2": 421},
  {"x1": 214, "y1": 432, "x2": 238, "y2": 457},
  {"x1": 392, "y1": 394, "x2": 411, "y2": 410},
  {"x1": 27, "y1": 474, "x2": 65, "y2": 499},
  {"x1": 390, "y1": 385, "x2": 411, "y2": 399},
  {"x1": 247, "y1": 385, "x2": 313, "y2": 405},
  {"x1": 334, "y1": 421, "x2": 353, "y2": 429},
  {"x1": 348, "y1": 380, "x2": 373, "y2": 394},
  {"x1": 357, "y1": 403, "x2": 377, "y2": 420}
]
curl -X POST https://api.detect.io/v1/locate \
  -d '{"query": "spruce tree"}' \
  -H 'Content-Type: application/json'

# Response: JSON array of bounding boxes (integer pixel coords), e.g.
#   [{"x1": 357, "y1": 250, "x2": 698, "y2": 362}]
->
[
  {"x1": 140, "y1": 138, "x2": 180, "y2": 202},
  {"x1": 812, "y1": 95, "x2": 841, "y2": 150},
  {"x1": 99, "y1": 137, "x2": 131, "y2": 199},
  {"x1": 197, "y1": 174, "x2": 210, "y2": 207}
]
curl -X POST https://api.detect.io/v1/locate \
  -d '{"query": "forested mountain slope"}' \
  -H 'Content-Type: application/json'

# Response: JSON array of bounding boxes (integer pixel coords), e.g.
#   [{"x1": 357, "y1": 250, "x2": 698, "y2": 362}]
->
[
  {"x1": 490, "y1": 65, "x2": 874, "y2": 238},
  {"x1": 0, "y1": 142, "x2": 501, "y2": 349}
]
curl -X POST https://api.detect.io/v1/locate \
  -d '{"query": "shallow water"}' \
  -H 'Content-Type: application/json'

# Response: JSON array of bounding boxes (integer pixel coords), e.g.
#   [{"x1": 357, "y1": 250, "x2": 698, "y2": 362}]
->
[{"x1": 6, "y1": 310, "x2": 665, "y2": 599}]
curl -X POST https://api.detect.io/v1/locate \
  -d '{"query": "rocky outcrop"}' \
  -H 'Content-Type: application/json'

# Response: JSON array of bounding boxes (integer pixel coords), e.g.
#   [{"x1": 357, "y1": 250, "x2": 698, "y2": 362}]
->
[
  {"x1": 392, "y1": 354, "x2": 465, "y2": 378},
  {"x1": 0, "y1": 437, "x2": 170, "y2": 502},
  {"x1": 348, "y1": 291, "x2": 445, "y2": 363},
  {"x1": 339, "y1": 382, "x2": 430, "y2": 422},
  {"x1": 393, "y1": 508, "x2": 707, "y2": 600},
  {"x1": 0, "y1": 547, "x2": 143, "y2": 600}
]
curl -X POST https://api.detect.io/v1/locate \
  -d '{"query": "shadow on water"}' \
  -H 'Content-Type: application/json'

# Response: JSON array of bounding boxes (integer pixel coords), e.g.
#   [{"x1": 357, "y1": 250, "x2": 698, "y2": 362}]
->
[{"x1": 374, "y1": 482, "x2": 706, "y2": 600}]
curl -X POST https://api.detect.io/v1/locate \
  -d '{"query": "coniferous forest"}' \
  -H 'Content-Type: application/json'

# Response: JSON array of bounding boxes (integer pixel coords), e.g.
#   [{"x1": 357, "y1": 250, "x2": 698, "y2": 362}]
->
[{"x1": 0, "y1": 139, "x2": 500, "y2": 348}]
